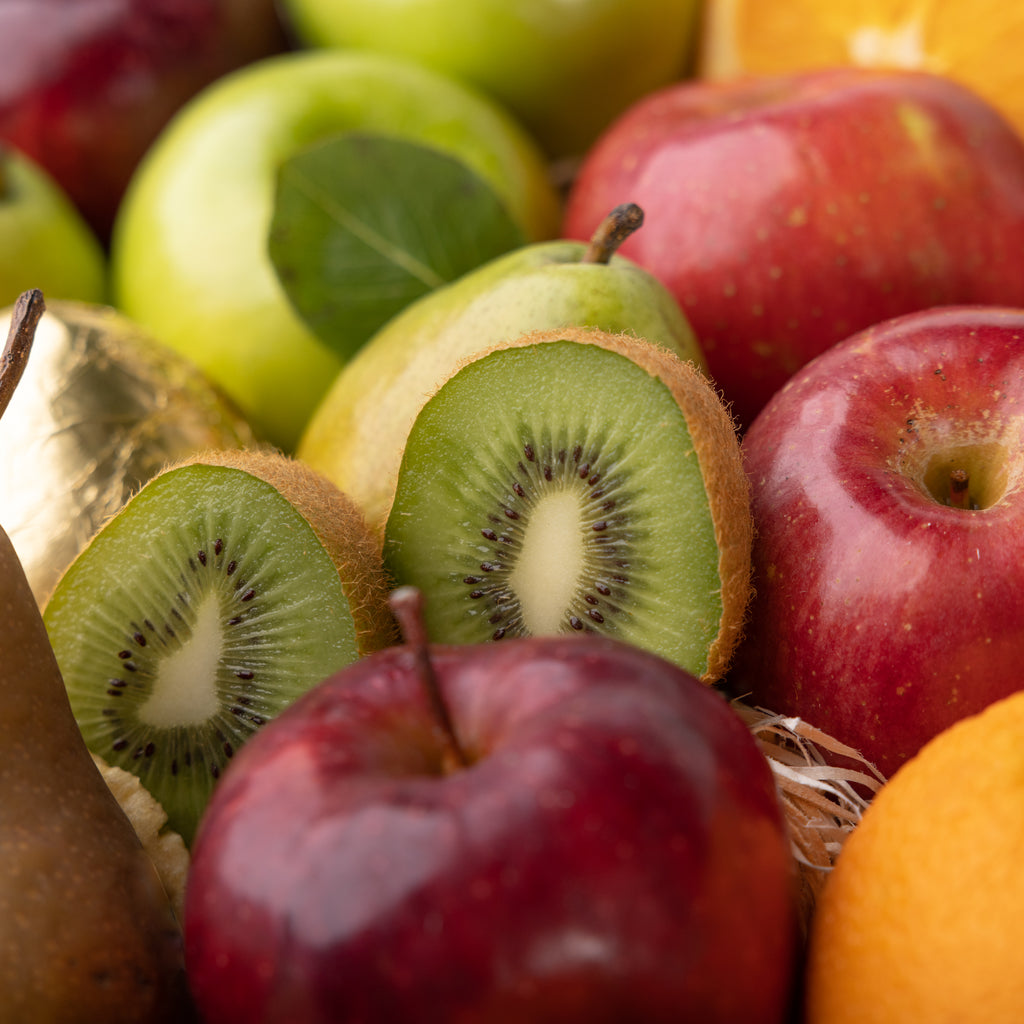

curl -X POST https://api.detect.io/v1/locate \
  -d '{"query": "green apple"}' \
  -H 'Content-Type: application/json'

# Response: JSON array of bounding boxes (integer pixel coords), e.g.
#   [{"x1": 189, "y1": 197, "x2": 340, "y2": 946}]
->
[
  {"x1": 297, "y1": 204, "x2": 706, "y2": 537},
  {"x1": 0, "y1": 146, "x2": 106, "y2": 308},
  {"x1": 110, "y1": 49, "x2": 561, "y2": 451},
  {"x1": 278, "y1": 0, "x2": 702, "y2": 159}
]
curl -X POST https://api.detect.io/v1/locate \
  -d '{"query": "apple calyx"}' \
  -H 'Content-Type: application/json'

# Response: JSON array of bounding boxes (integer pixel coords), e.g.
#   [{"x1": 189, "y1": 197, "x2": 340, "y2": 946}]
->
[
  {"x1": 905, "y1": 428, "x2": 1006, "y2": 512},
  {"x1": 388, "y1": 585, "x2": 471, "y2": 771},
  {"x1": 581, "y1": 202, "x2": 644, "y2": 264},
  {"x1": 0, "y1": 288, "x2": 43, "y2": 421},
  {"x1": 918, "y1": 443, "x2": 1004, "y2": 510},
  {"x1": 947, "y1": 468, "x2": 972, "y2": 509}
]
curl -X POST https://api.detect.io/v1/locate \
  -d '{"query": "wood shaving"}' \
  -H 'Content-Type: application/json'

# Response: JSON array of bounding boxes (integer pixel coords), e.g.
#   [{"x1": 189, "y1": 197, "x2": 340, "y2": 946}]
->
[
  {"x1": 92, "y1": 754, "x2": 189, "y2": 925},
  {"x1": 734, "y1": 702, "x2": 887, "y2": 937}
]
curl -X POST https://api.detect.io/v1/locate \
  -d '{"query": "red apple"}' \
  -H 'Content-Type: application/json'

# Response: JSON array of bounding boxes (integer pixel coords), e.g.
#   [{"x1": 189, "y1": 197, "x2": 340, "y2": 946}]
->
[
  {"x1": 728, "y1": 305, "x2": 1024, "y2": 778},
  {"x1": 562, "y1": 67, "x2": 1024, "y2": 429},
  {"x1": 184, "y1": 591, "x2": 798, "y2": 1024},
  {"x1": 0, "y1": 0, "x2": 288, "y2": 243}
]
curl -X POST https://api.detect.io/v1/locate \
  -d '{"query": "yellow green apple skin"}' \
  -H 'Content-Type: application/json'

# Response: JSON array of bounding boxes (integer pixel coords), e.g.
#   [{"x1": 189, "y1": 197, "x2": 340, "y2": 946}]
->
[
  {"x1": 0, "y1": 146, "x2": 106, "y2": 308},
  {"x1": 297, "y1": 236, "x2": 705, "y2": 537},
  {"x1": 111, "y1": 49, "x2": 561, "y2": 451},
  {"x1": 278, "y1": 0, "x2": 702, "y2": 158}
]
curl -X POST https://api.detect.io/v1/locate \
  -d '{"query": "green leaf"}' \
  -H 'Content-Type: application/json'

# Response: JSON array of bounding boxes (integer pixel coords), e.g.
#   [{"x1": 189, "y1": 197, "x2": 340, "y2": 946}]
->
[{"x1": 268, "y1": 132, "x2": 527, "y2": 362}]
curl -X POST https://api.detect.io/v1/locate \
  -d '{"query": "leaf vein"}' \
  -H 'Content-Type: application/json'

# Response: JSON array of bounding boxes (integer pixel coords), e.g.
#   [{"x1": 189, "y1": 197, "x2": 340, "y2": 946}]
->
[{"x1": 288, "y1": 169, "x2": 446, "y2": 290}]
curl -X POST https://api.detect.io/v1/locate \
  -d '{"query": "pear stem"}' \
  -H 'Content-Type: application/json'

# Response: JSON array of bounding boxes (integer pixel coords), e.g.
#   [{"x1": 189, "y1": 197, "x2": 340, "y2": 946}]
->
[
  {"x1": 581, "y1": 202, "x2": 645, "y2": 264},
  {"x1": 0, "y1": 288, "x2": 44, "y2": 423},
  {"x1": 948, "y1": 468, "x2": 971, "y2": 510},
  {"x1": 389, "y1": 586, "x2": 470, "y2": 771}
]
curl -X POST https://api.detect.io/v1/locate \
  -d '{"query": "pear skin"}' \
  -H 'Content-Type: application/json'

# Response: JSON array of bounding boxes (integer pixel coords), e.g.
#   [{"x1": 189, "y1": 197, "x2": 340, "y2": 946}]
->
[
  {"x1": 0, "y1": 291, "x2": 195, "y2": 1022},
  {"x1": 298, "y1": 205, "x2": 706, "y2": 539}
]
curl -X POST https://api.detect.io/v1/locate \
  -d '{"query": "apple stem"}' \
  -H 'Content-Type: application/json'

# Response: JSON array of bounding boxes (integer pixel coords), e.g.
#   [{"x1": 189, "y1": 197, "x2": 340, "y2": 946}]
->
[
  {"x1": 389, "y1": 586, "x2": 471, "y2": 771},
  {"x1": 948, "y1": 468, "x2": 972, "y2": 510},
  {"x1": 0, "y1": 289, "x2": 44, "y2": 424},
  {"x1": 581, "y1": 202, "x2": 645, "y2": 264}
]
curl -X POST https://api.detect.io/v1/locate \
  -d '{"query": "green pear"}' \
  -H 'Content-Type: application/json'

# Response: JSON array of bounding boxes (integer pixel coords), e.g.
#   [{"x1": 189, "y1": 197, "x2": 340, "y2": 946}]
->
[
  {"x1": 297, "y1": 204, "x2": 707, "y2": 538},
  {"x1": 0, "y1": 291, "x2": 195, "y2": 1023}
]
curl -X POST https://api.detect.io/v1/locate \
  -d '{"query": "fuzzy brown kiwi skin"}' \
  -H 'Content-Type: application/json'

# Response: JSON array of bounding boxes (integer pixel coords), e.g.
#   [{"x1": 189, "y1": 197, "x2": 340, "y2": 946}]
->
[
  {"x1": 426, "y1": 326, "x2": 753, "y2": 685},
  {"x1": 140, "y1": 445, "x2": 400, "y2": 655}
]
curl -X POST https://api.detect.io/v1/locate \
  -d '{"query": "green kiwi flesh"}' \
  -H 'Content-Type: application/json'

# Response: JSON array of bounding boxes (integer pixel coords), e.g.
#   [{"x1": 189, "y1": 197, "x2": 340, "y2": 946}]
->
[
  {"x1": 383, "y1": 338, "x2": 728, "y2": 677},
  {"x1": 43, "y1": 461, "x2": 369, "y2": 846}
]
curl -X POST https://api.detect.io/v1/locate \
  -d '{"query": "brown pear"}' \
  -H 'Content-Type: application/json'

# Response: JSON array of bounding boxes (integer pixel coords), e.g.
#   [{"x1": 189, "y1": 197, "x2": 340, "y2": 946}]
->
[{"x1": 0, "y1": 291, "x2": 195, "y2": 1022}]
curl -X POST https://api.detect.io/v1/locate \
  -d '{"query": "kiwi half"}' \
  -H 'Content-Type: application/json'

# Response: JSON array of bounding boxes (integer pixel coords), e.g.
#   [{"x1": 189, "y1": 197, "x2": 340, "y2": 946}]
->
[
  {"x1": 382, "y1": 327, "x2": 752, "y2": 682},
  {"x1": 43, "y1": 448, "x2": 397, "y2": 845}
]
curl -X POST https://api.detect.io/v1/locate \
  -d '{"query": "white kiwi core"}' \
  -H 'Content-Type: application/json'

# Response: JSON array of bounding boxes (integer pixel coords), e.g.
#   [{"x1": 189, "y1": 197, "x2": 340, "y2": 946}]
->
[
  {"x1": 138, "y1": 593, "x2": 223, "y2": 727},
  {"x1": 507, "y1": 488, "x2": 585, "y2": 634}
]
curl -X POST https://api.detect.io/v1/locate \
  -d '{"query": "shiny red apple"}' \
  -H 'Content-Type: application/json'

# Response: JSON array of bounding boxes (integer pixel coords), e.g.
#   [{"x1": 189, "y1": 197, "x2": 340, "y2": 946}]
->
[
  {"x1": 563, "y1": 67, "x2": 1024, "y2": 429},
  {"x1": 184, "y1": 590, "x2": 798, "y2": 1024},
  {"x1": 0, "y1": 0, "x2": 287, "y2": 242},
  {"x1": 729, "y1": 305, "x2": 1024, "y2": 778}
]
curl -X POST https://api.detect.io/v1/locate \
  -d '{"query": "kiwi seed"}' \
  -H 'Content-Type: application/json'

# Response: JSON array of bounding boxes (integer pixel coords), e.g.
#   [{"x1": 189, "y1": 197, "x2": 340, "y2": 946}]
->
[
  {"x1": 44, "y1": 448, "x2": 396, "y2": 845},
  {"x1": 383, "y1": 327, "x2": 752, "y2": 682}
]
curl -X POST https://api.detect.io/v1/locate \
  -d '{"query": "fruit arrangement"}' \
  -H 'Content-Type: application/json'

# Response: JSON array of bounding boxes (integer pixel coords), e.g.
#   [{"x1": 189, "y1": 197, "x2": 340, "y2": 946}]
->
[{"x1": 4, "y1": 2, "x2": 1024, "y2": 1022}]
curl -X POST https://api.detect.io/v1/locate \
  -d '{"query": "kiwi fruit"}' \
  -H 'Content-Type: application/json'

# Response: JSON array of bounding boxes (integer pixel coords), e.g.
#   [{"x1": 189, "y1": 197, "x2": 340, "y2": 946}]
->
[
  {"x1": 0, "y1": 299, "x2": 254, "y2": 606},
  {"x1": 382, "y1": 327, "x2": 752, "y2": 683},
  {"x1": 43, "y1": 447, "x2": 397, "y2": 846}
]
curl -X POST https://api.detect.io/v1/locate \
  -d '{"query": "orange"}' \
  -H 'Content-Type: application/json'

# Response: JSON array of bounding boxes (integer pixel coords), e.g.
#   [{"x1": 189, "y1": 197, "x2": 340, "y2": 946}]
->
[
  {"x1": 802, "y1": 688, "x2": 1024, "y2": 1023},
  {"x1": 698, "y1": 1, "x2": 1024, "y2": 141}
]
